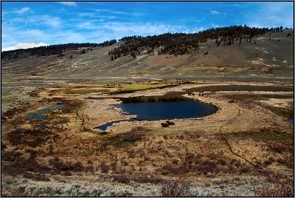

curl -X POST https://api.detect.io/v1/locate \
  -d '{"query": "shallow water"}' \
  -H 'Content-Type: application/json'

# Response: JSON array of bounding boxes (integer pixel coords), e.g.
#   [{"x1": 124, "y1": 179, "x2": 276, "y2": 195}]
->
[
  {"x1": 96, "y1": 120, "x2": 123, "y2": 131},
  {"x1": 26, "y1": 104, "x2": 65, "y2": 121},
  {"x1": 95, "y1": 118, "x2": 137, "y2": 131},
  {"x1": 25, "y1": 104, "x2": 66, "y2": 127}
]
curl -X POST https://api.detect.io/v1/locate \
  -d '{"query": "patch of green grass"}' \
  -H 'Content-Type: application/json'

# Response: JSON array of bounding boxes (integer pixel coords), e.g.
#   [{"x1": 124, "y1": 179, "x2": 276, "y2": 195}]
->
[{"x1": 120, "y1": 83, "x2": 169, "y2": 91}]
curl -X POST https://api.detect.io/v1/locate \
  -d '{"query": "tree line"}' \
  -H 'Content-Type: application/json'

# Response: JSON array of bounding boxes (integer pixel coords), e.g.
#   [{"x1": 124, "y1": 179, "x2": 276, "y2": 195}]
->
[
  {"x1": 108, "y1": 25, "x2": 292, "y2": 60},
  {"x1": 2, "y1": 25, "x2": 292, "y2": 62},
  {"x1": 2, "y1": 40, "x2": 117, "y2": 61}
]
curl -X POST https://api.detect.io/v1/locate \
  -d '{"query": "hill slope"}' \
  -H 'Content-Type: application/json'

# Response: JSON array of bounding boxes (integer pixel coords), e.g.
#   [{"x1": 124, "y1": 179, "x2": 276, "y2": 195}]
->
[{"x1": 2, "y1": 27, "x2": 293, "y2": 81}]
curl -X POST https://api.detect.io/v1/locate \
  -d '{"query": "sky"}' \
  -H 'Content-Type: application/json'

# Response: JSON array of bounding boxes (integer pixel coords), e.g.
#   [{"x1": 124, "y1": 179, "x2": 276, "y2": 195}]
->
[{"x1": 2, "y1": 2, "x2": 293, "y2": 51}]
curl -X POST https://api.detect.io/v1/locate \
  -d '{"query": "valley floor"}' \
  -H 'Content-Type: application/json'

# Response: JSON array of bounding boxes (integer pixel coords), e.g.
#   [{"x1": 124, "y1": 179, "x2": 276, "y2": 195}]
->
[{"x1": 1, "y1": 78, "x2": 294, "y2": 196}]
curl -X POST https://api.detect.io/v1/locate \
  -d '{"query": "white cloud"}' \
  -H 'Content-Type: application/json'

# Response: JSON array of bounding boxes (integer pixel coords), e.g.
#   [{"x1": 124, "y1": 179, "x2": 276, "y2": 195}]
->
[
  {"x1": 245, "y1": 2, "x2": 293, "y2": 28},
  {"x1": 211, "y1": 23, "x2": 219, "y2": 28},
  {"x1": 79, "y1": 12, "x2": 95, "y2": 17},
  {"x1": 59, "y1": 2, "x2": 77, "y2": 6},
  {"x1": 210, "y1": 10, "x2": 221, "y2": 15},
  {"x1": 111, "y1": 11, "x2": 129, "y2": 15},
  {"x1": 15, "y1": 7, "x2": 30, "y2": 14},
  {"x1": 95, "y1": 9, "x2": 129, "y2": 15},
  {"x1": 102, "y1": 22, "x2": 182, "y2": 35},
  {"x1": 43, "y1": 15, "x2": 62, "y2": 27},
  {"x1": 10, "y1": 15, "x2": 62, "y2": 28},
  {"x1": 193, "y1": 27, "x2": 206, "y2": 33},
  {"x1": 247, "y1": 23, "x2": 264, "y2": 28},
  {"x1": 77, "y1": 22, "x2": 96, "y2": 29},
  {"x1": 95, "y1": 9, "x2": 111, "y2": 12},
  {"x1": 3, "y1": 42, "x2": 48, "y2": 51}
]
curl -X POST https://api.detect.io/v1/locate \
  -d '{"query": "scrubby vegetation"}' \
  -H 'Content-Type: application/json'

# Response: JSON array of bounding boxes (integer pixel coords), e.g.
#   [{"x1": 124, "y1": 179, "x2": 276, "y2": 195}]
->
[
  {"x1": 253, "y1": 180, "x2": 293, "y2": 197},
  {"x1": 100, "y1": 127, "x2": 151, "y2": 148},
  {"x1": 1, "y1": 76, "x2": 293, "y2": 196},
  {"x1": 161, "y1": 177, "x2": 191, "y2": 196}
]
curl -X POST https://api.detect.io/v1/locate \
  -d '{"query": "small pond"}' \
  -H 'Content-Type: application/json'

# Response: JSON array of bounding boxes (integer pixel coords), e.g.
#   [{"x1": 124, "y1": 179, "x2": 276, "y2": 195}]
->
[
  {"x1": 26, "y1": 103, "x2": 65, "y2": 121},
  {"x1": 95, "y1": 96, "x2": 217, "y2": 131},
  {"x1": 119, "y1": 100, "x2": 217, "y2": 121},
  {"x1": 25, "y1": 103, "x2": 67, "y2": 127}
]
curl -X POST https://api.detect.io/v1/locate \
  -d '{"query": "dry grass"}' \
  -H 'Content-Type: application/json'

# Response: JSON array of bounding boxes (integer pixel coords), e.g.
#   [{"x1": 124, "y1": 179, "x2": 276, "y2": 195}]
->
[
  {"x1": 100, "y1": 127, "x2": 151, "y2": 148},
  {"x1": 60, "y1": 99, "x2": 83, "y2": 114},
  {"x1": 7, "y1": 128, "x2": 57, "y2": 147},
  {"x1": 161, "y1": 176, "x2": 191, "y2": 196},
  {"x1": 253, "y1": 180, "x2": 293, "y2": 197},
  {"x1": 65, "y1": 88, "x2": 108, "y2": 95}
]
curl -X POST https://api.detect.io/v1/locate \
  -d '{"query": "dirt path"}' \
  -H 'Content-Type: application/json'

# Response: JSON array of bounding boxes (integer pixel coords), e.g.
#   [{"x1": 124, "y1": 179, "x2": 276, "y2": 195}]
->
[{"x1": 76, "y1": 102, "x2": 90, "y2": 131}]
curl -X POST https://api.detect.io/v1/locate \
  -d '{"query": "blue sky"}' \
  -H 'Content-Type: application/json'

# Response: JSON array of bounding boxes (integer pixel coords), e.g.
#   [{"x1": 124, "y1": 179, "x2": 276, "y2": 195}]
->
[{"x1": 2, "y1": 2, "x2": 293, "y2": 51}]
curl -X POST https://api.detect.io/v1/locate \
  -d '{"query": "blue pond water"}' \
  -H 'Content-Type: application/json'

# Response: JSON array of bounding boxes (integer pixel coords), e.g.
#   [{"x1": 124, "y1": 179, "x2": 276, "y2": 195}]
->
[
  {"x1": 119, "y1": 100, "x2": 217, "y2": 121},
  {"x1": 96, "y1": 100, "x2": 217, "y2": 131}
]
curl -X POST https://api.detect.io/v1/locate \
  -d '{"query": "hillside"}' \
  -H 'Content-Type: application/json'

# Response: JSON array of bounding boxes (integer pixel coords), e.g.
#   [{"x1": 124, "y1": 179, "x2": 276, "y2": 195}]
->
[{"x1": 2, "y1": 26, "x2": 294, "y2": 81}]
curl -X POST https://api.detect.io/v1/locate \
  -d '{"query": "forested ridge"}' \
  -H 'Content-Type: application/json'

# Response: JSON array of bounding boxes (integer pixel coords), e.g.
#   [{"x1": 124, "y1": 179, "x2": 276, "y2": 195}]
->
[
  {"x1": 109, "y1": 25, "x2": 292, "y2": 60},
  {"x1": 1, "y1": 40, "x2": 116, "y2": 61},
  {"x1": 2, "y1": 25, "x2": 292, "y2": 62}
]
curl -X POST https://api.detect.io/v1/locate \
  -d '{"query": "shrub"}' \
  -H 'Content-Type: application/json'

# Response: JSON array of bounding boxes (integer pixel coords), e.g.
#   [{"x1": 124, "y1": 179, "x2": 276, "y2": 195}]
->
[
  {"x1": 199, "y1": 160, "x2": 216, "y2": 174},
  {"x1": 7, "y1": 128, "x2": 55, "y2": 147},
  {"x1": 113, "y1": 174, "x2": 130, "y2": 184},
  {"x1": 2, "y1": 150, "x2": 50, "y2": 177},
  {"x1": 253, "y1": 180, "x2": 293, "y2": 197},
  {"x1": 100, "y1": 161, "x2": 109, "y2": 173},
  {"x1": 132, "y1": 175, "x2": 164, "y2": 184},
  {"x1": 48, "y1": 157, "x2": 85, "y2": 172},
  {"x1": 217, "y1": 158, "x2": 227, "y2": 166},
  {"x1": 161, "y1": 177, "x2": 191, "y2": 196},
  {"x1": 23, "y1": 172, "x2": 50, "y2": 182},
  {"x1": 267, "y1": 142, "x2": 293, "y2": 154},
  {"x1": 61, "y1": 100, "x2": 83, "y2": 114},
  {"x1": 161, "y1": 164, "x2": 176, "y2": 175},
  {"x1": 106, "y1": 127, "x2": 151, "y2": 148},
  {"x1": 263, "y1": 157, "x2": 275, "y2": 166},
  {"x1": 233, "y1": 159, "x2": 241, "y2": 168},
  {"x1": 120, "y1": 127, "x2": 150, "y2": 142},
  {"x1": 239, "y1": 165, "x2": 251, "y2": 174}
]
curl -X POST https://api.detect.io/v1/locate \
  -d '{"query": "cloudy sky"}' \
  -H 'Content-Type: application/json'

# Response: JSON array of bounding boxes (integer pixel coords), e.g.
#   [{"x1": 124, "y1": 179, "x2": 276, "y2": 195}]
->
[{"x1": 2, "y1": 2, "x2": 293, "y2": 51}]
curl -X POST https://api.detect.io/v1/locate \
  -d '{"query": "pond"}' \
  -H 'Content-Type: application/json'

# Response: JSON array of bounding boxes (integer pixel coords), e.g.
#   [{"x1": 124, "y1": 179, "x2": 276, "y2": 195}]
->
[
  {"x1": 119, "y1": 100, "x2": 217, "y2": 121},
  {"x1": 95, "y1": 97, "x2": 217, "y2": 131}
]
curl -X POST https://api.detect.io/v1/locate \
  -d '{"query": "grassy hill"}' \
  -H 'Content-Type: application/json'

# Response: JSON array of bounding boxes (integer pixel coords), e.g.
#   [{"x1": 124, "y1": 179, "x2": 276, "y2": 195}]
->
[{"x1": 2, "y1": 26, "x2": 293, "y2": 81}]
